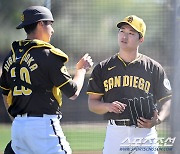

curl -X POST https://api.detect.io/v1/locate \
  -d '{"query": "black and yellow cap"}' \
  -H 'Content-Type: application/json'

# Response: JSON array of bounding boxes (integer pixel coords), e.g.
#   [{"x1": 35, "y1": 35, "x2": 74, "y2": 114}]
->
[
  {"x1": 117, "y1": 15, "x2": 146, "y2": 38},
  {"x1": 16, "y1": 6, "x2": 54, "y2": 29}
]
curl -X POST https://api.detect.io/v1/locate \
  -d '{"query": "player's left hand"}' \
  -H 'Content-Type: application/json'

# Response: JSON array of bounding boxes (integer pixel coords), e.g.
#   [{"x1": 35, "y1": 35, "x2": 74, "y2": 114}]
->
[
  {"x1": 137, "y1": 110, "x2": 161, "y2": 128},
  {"x1": 76, "y1": 53, "x2": 94, "y2": 72}
]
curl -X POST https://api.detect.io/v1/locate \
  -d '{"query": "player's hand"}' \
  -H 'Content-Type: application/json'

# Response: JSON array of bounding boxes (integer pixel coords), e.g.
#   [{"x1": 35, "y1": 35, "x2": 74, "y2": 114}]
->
[
  {"x1": 137, "y1": 110, "x2": 161, "y2": 128},
  {"x1": 107, "y1": 101, "x2": 127, "y2": 114},
  {"x1": 76, "y1": 53, "x2": 93, "y2": 72}
]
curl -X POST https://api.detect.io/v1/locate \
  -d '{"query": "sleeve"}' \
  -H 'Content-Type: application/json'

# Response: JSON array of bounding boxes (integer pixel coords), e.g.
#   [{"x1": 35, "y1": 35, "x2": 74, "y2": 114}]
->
[
  {"x1": 87, "y1": 64, "x2": 104, "y2": 95},
  {"x1": 60, "y1": 81, "x2": 77, "y2": 98},
  {"x1": 154, "y1": 65, "x2": 172, "y2": 102},
  {"x1": 0, "y1": 59, "x2": 11, "y2": 96},
  {"x1": 48, "y1": 54, "x2": 77, "y2": 97}
]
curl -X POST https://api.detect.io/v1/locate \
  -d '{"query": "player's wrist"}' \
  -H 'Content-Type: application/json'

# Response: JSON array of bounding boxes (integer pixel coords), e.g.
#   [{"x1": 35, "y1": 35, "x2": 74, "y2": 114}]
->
[
  {"x1": 156, "y1": 117, "x2": 162, "y2": 125},
  {"x1": 76, "y1": 68, "x2": 86, "y2": 74},
  {"x1": 104, "y1": 103, "x2": 111, "y2": 113}
]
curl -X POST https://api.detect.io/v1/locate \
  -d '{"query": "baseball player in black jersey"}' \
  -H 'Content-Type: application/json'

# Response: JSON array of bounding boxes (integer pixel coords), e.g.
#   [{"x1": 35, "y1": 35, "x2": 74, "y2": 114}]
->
[
  {"x1": 87, "y1": 15, "x2": 172, "y2": 154},
  {"x1": 0, "y1": 6, "x2": 93, "y2": 154}
]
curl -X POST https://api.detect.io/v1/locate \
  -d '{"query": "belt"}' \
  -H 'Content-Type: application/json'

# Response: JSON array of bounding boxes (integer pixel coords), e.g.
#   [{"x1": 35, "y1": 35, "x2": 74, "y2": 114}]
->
[
  {"x1": 17, "y1": 113, "x2": 43, "y2": 117},
  {"x1": 109, "y1": 119, "x2": 133, "y2": 126},
  {"x1": 16, "y1": 113, "x2": 61, "y2": 118}
]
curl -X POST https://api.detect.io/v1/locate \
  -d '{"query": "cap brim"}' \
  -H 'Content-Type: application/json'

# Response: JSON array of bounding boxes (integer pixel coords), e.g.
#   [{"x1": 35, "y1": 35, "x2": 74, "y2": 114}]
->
[
  {"x1": 117, "y1": 21, "x2": 140, "y2": 34},
  {"x1": 117, "y1": 21, "x2": 130, "y2": 28},
  {"x1": 16, "y1": 19, "x2": 54, "y2": 29},
  {"x1": 16, "y1": 23, "x2": 24, "y2": 29}
]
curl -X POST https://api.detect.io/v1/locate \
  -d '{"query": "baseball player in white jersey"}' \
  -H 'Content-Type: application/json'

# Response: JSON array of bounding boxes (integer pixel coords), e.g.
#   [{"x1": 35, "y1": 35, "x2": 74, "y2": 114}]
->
[{"x1": 87, "y1": 15, "x2": 172, "y2": 154}]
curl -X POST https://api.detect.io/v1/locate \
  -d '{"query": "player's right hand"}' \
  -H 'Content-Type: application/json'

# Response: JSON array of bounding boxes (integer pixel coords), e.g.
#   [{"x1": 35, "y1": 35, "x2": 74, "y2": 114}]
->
[
  {"x1": 137, "y1": 110, "x2": 161, "y2": 128},
  {"x1": 107, "y1": 101, "x2": 127, "y2": 114},
  {"x1": 76, "y1": 53, "x2": 93, "y2": 72}
]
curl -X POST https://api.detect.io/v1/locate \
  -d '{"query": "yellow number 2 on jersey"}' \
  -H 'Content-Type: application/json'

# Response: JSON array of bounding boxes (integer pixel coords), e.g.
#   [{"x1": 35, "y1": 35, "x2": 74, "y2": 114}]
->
[{"x1": 11, "y1": 67, "x2": 32, "y2": 96}]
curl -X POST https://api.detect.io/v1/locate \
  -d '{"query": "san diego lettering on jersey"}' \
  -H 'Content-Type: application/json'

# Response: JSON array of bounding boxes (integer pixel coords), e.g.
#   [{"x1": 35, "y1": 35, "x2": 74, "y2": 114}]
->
[
  {"x1": 3, "y1": 53, "x2": 38, "y2": 72},
  {"x1": 103, "y1": 75, "x2": 150, "y2": 93}
]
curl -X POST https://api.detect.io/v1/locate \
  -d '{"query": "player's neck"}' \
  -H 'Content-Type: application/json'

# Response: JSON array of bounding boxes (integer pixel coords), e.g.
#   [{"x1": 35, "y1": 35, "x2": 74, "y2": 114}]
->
[
  {"x1": 27, "y1": 30, "x2": 44, "y2": 41},
  {"x1": 27, "y1": 33, "x2": 39, "y2": 41},
  {"x1": 118, "y1": 50, "x2": 140, "y2": 62}
]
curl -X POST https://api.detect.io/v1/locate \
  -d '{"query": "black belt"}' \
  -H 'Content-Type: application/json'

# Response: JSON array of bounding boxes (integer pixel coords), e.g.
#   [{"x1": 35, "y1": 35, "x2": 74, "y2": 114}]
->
[
  {"x1": 17, "y1": 113, "x2": 43, "y2": 117},
  {"x1": 109, "y1": 119, "x2": 133, "y2": 126}
]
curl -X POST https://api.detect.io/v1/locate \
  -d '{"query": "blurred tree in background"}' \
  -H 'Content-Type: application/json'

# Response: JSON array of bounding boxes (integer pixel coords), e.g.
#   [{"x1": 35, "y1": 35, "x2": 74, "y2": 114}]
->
[
  {"x1": 0, "y1": 0, "x2": 43, "y2": 53},
  {"x1": 50, "y1": 0, "x2": 174, "y2": 69},
  {"x1": 0, "y1": 0, "x2": 174, "y2": 71},
  {"x1": 0, "y1": 2, "x2": 178, "y2": 153}
]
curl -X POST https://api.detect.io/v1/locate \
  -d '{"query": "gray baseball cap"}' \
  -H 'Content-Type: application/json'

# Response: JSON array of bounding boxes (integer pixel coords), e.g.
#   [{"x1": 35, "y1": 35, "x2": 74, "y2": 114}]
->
[{"x1": 16, "y1": 6, "x2": 54, "y2": 29}]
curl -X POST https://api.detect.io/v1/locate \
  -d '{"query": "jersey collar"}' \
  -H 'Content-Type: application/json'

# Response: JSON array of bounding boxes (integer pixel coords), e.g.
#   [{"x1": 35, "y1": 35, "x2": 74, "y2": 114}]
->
[{"x1": 117, "y1": 53, "x2": 143, "y2": 66}]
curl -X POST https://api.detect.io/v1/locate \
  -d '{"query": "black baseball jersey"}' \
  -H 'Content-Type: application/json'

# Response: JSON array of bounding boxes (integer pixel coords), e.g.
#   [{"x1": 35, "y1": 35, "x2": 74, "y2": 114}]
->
[
  {"x1": 87, "y1": 53, "x2": 172, "y2": 125},
  {"x1": 0, "y1": 40, "x2": 77, "y2": 117}
]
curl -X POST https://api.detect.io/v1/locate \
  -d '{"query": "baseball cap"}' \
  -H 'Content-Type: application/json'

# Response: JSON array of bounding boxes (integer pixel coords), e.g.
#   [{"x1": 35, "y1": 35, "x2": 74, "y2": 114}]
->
[
  {"x1": 117, "y1": 15, "x2": 146, "y2": 38},
  {"x1": 16, "y1": 6, "x2": 54, "y2": 29}
]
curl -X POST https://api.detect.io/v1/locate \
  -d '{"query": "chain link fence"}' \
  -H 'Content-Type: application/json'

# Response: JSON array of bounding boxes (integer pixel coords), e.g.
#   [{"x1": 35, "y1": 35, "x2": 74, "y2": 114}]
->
[{"x1": 0, "y1": 0, "x2": 178, "y2": 153}]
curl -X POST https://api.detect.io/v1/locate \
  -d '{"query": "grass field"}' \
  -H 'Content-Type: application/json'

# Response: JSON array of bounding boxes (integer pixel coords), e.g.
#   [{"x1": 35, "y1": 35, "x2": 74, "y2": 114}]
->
[
  {"x1": 62, "y1": 123, "x2": 106, "y2": 152},
  {"x1": 0, "y1": 124, "x2": 11, "y2": 153},
  {"x1": 0, "y1": 122, "x2": 172, "y2": 154},
  {"x1": 0, "y1": 122, "x2": 106, "y2": 153}
]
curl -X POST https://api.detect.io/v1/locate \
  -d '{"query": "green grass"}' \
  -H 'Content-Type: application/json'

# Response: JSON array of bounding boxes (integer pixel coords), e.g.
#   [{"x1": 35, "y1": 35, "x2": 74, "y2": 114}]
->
[
  {"x1": 0, "y1": 124, "x2": 11, "y2": 152},
  {"x1": 63, "y1": 126, "x2": 106, "y2": 151},
  {"x1": 0, "y1": 123, "x2": 170, "y2": 153},
  {"x1": 0, "y1": 123, "x2": 106, "y2": 152}
]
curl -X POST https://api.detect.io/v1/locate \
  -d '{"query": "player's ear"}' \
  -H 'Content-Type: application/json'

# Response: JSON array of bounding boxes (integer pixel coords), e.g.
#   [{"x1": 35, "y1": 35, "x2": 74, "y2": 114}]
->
[
  {"x1": 37, "y1": 21, "x2": 46, "y2": 28},
  {"x1": 38, "y1": 21, "x2": 44, "y2": 26},
  {"x1": 139, "y1": 37, "x2": 144, "y2": 43}
]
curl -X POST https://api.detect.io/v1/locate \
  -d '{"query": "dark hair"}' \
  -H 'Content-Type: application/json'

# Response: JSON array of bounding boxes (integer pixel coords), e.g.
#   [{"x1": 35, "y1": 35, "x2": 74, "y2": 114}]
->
[
  {"x1": 24, "y1": 22, "x2": 38, "y2": 34},
  {"x1": 138, "y1": 32, "x2": 143, "y2": 39},
  {"x1": 118, "y1": 27, "x2": 142, "y2": 39},
  {"x1": 42, "y1": 21, "x2": 49, "y2": 25},
  {"x1": 24, "y1": 21, "x2": 51, "y2": 34}
]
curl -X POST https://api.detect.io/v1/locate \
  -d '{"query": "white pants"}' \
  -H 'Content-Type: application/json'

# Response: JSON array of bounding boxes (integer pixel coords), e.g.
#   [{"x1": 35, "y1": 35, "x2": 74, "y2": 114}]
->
[
  {"x1": 103, "y1": 122, "x2": 158, "y2": 154},
  {"x1": 11, "y1": 114, "x2": 72, "y2": 154}
]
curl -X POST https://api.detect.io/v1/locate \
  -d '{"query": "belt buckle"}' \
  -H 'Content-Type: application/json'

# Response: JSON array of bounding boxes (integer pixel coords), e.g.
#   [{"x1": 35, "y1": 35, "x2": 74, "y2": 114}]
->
[
  {"x1": 22, "y1": 113, "x2": 28, "y2": 117},
  {"x1": 110, "y1": 119, "x2": 130, "y2": 126},
  {"x1": 121, "y1": 119, "x2": 130, "y2": 126},
  {"x1": 17, "y1": 113, "x2": 28, "y2": 117}
]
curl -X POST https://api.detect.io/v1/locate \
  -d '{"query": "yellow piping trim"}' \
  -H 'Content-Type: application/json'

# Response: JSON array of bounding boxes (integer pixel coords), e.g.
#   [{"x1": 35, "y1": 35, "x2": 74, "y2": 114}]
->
[
  {"x1": 57, "y1": 79, "x2": 72, "y2": 88},
  {"x1": 86, "y1": 92, "x2": 104, "y2": 95},
  {"x1": 130, "y1": 53, "x2": 142, "y2": 64},
  {"x1": 24, "y1": 41, "x2": 29, "y2": 46},
  {"x1": 158, "y1": 95, "x2": 172, "y2": 102},
  {"x1": 11, "y1": 44, "x2": 16, "y2": 62},
  {"x1": 11, "y1": 45, "x2": 15, "y2": 55},
  {"x1": 11, "y1": 40, "x2": 68, "y2": 64},
  {"x1": 117, "y1": 53, "x2": 142, "y2": 66},
  {"x1": 33, "y1": 39, "x2": 68, "y2": 63},
  {"x1": 117, "y1": 54, "x2": 127, "y2": 66},
  {"x1": 0, "y1": 86, "x2": 10, "y2": 90},
  {"x1": 18, "y1": 40, "x2": 68, "y2": 64},
  {"x1": 20, "y1": 45, "x2": 45, "y2": 64}
]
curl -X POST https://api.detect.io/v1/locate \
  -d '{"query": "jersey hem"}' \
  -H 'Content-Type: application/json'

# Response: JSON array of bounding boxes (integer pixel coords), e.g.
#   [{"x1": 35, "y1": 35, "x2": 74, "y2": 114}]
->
[{"x1": 86, "y1": 92, "x2": 104, "y2": 95}]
